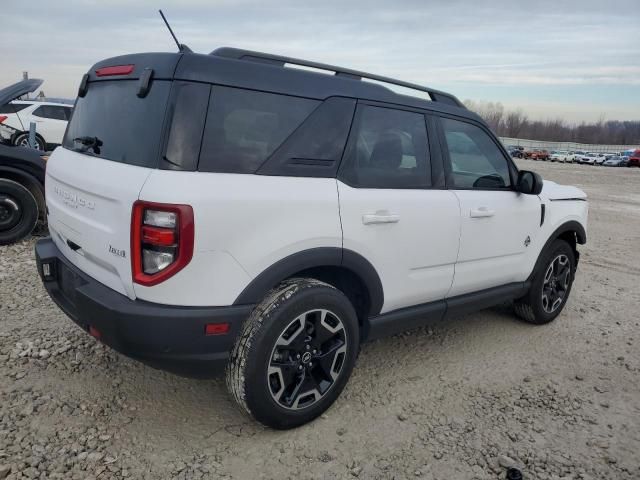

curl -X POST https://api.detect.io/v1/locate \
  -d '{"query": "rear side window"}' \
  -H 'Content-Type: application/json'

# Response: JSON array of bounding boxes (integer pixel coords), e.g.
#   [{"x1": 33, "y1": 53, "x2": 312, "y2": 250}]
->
[
  {"x1": 198, "y1": 86, "x2": 319, "y2": 173},
  {"x1": 0, "y1": 103, "x2": 30, "y2": 113},
  {"x1": 33, "y1": 105, "x2": 67, "y2": 121},
  {"x1": 339, "y1": 104, "x2": 431, "y2": 189},
  {"x1": 63, "y1": 80, "x2": 171, "y2": 167},
  {"x1": 440, "y1": 117, "x2": 512, "y2": 189},
  {"x1": 162, "y1": 82, "x2": 210, "y2": 171}
]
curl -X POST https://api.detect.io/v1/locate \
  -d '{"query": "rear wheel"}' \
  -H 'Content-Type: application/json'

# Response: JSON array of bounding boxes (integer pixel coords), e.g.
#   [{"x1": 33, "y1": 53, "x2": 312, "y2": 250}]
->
[
  {"x1": 13, "y1": 132, "x2": 46, "y2": 151},
  {"x1": 226, "y1": 278, "x2": 359, "y2": 429},
  {"x1": 514, "y1": 239, "x2": 576, "y2": 324},
  {"x1": 0, "y1": 179, "x2": 39, "y2": 245}
]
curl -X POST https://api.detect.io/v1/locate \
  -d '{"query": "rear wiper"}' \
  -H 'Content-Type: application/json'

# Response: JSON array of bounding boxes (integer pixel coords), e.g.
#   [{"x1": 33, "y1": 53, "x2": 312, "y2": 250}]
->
[{"x1": 73, "y1": 136, "x2": 103, "y2": 154}]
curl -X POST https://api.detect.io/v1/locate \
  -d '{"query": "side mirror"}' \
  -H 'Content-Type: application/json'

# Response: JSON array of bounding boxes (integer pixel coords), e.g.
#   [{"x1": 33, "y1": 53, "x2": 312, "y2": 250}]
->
[{"x1": 516, "y1": 170, "x2": 543, "y2": 195}]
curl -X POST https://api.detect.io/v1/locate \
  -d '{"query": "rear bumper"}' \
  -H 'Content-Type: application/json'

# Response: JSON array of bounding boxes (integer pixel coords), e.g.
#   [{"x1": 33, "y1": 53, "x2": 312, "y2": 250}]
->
[{"x1": 35, "y1": 237, "x2": 254, "y2": 378}]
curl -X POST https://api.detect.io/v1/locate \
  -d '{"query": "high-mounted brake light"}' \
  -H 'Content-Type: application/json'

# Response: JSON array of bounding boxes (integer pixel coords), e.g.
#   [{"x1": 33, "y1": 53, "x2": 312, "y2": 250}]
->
[
  {"x1": 95, "y1": 64, "x2": 135, "y2": 77},
  {"x1": 0, "y1": 115, "x2": 7, "y2": 124},
  {"x1": 131, "y1": 201, "x2": 194, "y2": 286}
]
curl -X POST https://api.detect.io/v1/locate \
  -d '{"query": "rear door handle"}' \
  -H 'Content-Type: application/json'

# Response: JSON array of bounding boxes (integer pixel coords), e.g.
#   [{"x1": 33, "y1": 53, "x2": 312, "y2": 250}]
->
[
  {"x1": 470, "y1": 206, "x2": 495, "y2": 218},
  {"x1": 362, "y1": 211, "x2": 400, "y2": 225}
]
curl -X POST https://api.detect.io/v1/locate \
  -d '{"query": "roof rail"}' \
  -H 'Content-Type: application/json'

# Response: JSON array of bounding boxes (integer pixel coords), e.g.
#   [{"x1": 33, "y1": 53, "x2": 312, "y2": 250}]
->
[{"x1": 210, "y1": 47, "x2": 465, "y2": 109}]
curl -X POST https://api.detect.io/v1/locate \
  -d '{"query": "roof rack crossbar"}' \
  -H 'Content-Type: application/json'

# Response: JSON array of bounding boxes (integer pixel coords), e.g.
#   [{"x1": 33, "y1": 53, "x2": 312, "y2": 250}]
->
[{"x1": 211, "y1": 47, "x2": 465, "y2": 108}]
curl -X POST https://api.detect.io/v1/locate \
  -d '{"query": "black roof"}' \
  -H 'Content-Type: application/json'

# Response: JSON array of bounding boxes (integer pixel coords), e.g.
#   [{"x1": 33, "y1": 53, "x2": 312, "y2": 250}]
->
[{"x1": 88, "y1": 48, "x2": 481, "y2": 122}]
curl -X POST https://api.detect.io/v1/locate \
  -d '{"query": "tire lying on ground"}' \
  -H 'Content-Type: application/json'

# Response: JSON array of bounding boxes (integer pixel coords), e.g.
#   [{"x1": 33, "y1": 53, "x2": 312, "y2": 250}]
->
[{"x1": 0, "y1": 178, "x2": 39, "y2": 245}]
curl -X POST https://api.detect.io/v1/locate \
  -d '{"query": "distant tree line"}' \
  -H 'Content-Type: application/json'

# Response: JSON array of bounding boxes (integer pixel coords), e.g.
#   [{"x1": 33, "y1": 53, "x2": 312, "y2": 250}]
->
[{"x1": 464, "y1": 100, "x2": 640, "y2": 145}]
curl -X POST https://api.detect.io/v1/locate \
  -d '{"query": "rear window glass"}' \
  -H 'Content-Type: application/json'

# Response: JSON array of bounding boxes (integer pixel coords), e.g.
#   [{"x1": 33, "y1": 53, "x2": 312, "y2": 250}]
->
[
  {"x1": 0, "y1": 103, "x2": 30, "y2": 113},
  {"x1": 198, "y1": 86, "x2": 319, "y2": 173},
  {"x1": 63, "y1": 80, "x2": 171, "y2": 167}
]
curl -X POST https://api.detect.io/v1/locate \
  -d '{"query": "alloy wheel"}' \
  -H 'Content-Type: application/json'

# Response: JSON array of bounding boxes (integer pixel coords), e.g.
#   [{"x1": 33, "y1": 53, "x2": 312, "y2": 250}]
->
[
  {"x1": 542, "y1": 254, "x2": 571, "y2": 313},
  {"x1": 268, "y1": 309, "x2": 348, "y2": 410}
]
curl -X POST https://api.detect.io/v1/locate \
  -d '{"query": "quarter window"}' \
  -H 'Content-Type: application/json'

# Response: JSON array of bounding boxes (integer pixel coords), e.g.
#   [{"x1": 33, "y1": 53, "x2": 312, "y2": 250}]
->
[
  {"x1": 440, "y1": 118, "x2": 511, "y2": 189},
  {"x1": 339, "y1": 105, "x2": 431, "y2": 189},
  {"x1": 0, "y1": 103, "x2": 31, "y2": 113},
  {"x1": 32, "y1": 105, "x2": 67, "y2": 121},
  {"x1": 198, "y1": 86, "x2": 319, "y2": 173}
]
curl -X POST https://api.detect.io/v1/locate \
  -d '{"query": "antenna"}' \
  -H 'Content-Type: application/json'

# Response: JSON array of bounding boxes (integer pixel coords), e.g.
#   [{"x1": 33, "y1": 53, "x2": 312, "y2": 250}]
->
[{"x1": 159, "y1": 9, "x2": 192, "y2": 53}]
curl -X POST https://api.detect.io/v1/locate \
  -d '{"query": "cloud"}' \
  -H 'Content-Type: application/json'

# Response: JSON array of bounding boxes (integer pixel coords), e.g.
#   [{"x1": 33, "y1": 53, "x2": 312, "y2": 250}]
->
[{"x1": 0, "y1": 0, "x2": 638, "y2": 121}]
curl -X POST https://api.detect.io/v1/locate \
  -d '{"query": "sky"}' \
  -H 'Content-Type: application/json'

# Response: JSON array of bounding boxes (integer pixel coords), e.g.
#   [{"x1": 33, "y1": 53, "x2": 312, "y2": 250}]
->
[{"x1": 2, "y1": 0, "x2": 639, "y2": 123}]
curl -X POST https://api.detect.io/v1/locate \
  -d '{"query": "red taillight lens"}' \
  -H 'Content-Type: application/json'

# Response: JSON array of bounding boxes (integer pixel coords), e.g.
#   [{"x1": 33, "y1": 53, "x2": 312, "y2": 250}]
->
[
  {"x1": 0, "y1": 115, "x2": 7, "y2": 124},
  {"x1": 141, "y1": 225, "x2": 176, "y2": 246},
  {"x1": 131, "y1": 201, "x2": 194, "y2": 286},
  {"x1": 95, "y1": 64, "x2": 135, "y2": 77}
]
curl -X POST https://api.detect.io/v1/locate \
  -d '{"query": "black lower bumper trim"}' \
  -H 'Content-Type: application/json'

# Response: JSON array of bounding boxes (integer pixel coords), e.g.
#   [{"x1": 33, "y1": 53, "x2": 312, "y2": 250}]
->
[{"x1": 35, "y1": 237, "x2": 254, "y2": 378}]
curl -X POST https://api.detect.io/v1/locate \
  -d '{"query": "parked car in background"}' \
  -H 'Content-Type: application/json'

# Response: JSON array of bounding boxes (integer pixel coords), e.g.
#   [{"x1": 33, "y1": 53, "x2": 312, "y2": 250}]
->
[
  {"x1": 528, "y1": 149, "x2": 550, "y2": 161},
  {"x1": 507, "y1": 145, "x2": 524, "y2": 158},
  {"x1": 594, "y1": 154, "x2": 607, "y2": 166},
  {"x1": 603, "y1": 156, "x2": 628, "y2": 167},
  {"x1": 0, "y1": 79, "x2": 48, "y2": 244},
  {"x1": 576, "y1": 153, "x2": 598, "y2": 165},
  {"x1": 629, "y1": 149, "x2": 640, "y2": 167},
  {"x1": 0, "y1": 81, "x2": 73, "y2": 151},
  {"x1": 568, "y1": 151, "x2": 585, "y2": 163},
  {"x1": 550, "y1": 150, "x2": 570, "y2": 162}
]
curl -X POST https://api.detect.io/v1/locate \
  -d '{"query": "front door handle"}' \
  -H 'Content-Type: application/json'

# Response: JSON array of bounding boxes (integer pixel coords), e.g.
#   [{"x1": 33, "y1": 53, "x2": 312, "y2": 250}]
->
[
  {"x1": 470, "y1": 206, "x2": 495, "y2": 218},
  {"x1": 362, "y1": 211, "x2": 400, "y2": 225}
]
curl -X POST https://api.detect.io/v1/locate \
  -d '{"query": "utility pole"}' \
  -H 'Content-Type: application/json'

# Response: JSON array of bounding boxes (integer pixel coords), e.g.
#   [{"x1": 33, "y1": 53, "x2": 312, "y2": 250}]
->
[{"x1": 22, "y1": 71, "x2": 30, "y2": 99}]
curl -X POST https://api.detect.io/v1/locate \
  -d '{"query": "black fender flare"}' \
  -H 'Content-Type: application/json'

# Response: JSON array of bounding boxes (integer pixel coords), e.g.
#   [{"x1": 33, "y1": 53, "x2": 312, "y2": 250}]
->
[
  {"x1": 233, "y1": 247, "x2": 384, "y2": 316},
  {"x1": 528, "y1": 220, "x2": 587, "y2": 282}
]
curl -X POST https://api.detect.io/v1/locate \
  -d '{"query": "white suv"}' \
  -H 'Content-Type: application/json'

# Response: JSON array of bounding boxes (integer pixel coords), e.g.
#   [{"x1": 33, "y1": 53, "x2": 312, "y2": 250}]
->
[
  {"x1": 0, "y1": 96, "x2": 73, "y2": 150},
  {"x1": 35, "y1": 48, "x2": 588, "y2": 429}
]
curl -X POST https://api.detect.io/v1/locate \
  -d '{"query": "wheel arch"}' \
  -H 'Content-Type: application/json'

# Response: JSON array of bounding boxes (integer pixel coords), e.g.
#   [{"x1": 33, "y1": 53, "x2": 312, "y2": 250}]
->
[
  {"x1": 529, "y1": 220, "x2": 586, "y2": 282},
  {"x1": 233, "y1": 247, "x2": 384, "y2": 327}
]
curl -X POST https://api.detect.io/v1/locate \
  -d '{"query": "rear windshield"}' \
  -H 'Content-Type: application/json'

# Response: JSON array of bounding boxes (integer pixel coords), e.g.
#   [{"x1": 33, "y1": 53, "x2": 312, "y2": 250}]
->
[{"x1": 63, "y1": 80, "x2": 171, "y2": 167}]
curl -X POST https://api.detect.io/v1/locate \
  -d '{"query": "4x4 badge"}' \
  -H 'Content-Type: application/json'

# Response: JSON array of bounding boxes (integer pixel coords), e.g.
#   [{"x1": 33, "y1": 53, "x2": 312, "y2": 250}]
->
[
  {"x1": 109, "y1": 245, "x2": 126, "y2": 258},
  {"x1": 524, "y1": 236, "x2": 531, "y2": 247}
]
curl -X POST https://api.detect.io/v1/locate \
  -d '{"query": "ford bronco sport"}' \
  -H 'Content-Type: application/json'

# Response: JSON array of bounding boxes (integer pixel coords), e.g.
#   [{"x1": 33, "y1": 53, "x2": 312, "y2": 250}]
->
[{"x1": 35, "y1": 48, "x2": 588, "y2": 429}]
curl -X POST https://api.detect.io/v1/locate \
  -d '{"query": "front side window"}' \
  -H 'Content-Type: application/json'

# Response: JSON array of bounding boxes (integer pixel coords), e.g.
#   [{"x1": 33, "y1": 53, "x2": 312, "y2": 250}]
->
[
  {"x1": 440, "y1": 117, "x2": 511, "y2": 189},
  {"x1": 339, "y1": 105, "x2": 430, "y2": 189},
  {"x1": 198, "y1": 86, "x2": 319, "y2": 173}
]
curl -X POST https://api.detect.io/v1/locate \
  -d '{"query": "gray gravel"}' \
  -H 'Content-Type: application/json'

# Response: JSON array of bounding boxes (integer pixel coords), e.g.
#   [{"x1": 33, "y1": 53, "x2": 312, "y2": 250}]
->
[{"x1": 1, "y1": 161, "x2": 639, "y2": 479}]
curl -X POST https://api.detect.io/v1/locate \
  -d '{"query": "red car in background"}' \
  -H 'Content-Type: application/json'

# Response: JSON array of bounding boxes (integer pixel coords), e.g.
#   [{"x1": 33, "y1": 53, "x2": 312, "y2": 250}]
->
[{"x1": 629, "y1": 149, "x2": 640, "y2": 167}]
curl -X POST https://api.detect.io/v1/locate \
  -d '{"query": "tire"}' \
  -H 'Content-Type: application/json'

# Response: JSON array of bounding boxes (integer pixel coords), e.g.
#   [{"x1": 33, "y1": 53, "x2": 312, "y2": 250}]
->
[
  {"x1": 0, "y1": 178, "x2": 39, "y2": 245},
  {"x1": 13, "y1": 132, "x2": 46, "y2": 151},
  {"x1": 514, "y1": 239, "x2": 576, "y2": 325},
  {"x1": 226, "y1": 278, "x2": 359, "y2": 429}
]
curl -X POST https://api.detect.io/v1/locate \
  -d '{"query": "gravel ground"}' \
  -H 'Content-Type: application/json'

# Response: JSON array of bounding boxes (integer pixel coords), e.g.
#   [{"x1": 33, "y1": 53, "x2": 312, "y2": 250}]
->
[{"x1": 1, "y1": 161, "x2": 639, "y2": 480}]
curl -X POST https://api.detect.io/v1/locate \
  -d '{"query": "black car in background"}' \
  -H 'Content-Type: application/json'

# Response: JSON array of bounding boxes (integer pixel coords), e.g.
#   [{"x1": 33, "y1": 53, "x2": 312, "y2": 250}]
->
[{"x1": 0, "y1": 80, "x2": 48, "y2": 245}]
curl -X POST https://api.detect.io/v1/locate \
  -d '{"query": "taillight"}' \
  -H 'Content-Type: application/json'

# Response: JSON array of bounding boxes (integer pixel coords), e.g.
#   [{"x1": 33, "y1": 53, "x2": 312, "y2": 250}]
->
[
  {"x1": 0, "y1": 115, "x2": 7, "y2": 124},
  {"x1": 131, "y1": 201, "x2": 194, "y2": 286}
]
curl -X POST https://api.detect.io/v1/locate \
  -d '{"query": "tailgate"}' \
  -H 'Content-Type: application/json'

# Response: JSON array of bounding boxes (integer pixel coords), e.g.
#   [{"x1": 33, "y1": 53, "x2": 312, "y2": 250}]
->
[{"x1": 46, "y1": 148, "x2": 152, "y2": 298}]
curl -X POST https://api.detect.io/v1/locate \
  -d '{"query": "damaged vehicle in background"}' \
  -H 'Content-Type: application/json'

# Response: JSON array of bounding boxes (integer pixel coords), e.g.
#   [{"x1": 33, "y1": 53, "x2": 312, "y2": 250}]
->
[{"x1": 0, "y1": 80, "x2": 48, "y2": 245}]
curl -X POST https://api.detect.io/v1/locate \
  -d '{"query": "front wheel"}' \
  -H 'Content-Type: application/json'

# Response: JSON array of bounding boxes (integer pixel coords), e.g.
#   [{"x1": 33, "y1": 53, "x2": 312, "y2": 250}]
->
[
  {"x1": 226, "y1": 278, "x2": 359, "y2": 429},
  {"x1": 514, "y1": 239, "x2": 576, "y2": 324}
]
